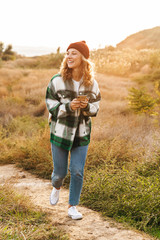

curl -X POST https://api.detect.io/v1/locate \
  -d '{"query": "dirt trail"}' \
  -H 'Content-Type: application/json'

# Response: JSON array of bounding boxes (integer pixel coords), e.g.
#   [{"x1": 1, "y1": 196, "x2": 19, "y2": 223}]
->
[{"x1": 0, "y1": 164, "x2": 154, "y2": 240}]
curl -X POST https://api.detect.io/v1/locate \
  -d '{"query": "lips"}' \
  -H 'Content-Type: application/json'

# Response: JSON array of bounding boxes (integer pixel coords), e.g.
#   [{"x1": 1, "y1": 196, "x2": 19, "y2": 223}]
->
[{"x1": 68, "y1": 60, "x2": 74, "y2": 63}]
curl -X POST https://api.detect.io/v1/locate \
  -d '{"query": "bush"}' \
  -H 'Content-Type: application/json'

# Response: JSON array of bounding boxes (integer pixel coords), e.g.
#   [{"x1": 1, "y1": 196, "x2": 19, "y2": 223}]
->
[
  {"x1": 2, "y1": 53, "x2": 16, "y2": 61},
  {"x1": 81, "y1": 162, "x2": 160, "y2": 231},
  {"x1": 1, "y1": 44, "x2": 16, "y2": 61},
  {"x1": 128, "y1": 87, "x2": 157, "y2": 115}
]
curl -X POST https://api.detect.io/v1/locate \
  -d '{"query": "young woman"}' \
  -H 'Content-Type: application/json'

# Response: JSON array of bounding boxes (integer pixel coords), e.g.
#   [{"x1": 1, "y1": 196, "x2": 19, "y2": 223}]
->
[{"x1": 46, "y1": 41, "x2": 101, "y2": 220}]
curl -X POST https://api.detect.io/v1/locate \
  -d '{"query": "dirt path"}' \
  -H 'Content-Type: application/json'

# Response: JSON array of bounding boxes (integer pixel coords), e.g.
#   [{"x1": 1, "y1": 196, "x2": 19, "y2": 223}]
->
[{"x1": 0, "y1": 164, "x2": 154, "y2": 240}]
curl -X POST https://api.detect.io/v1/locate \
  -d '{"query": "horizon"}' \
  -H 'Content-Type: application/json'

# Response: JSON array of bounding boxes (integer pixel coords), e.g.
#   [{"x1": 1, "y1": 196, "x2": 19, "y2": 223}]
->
[
  {"x1": 1, "y1": 0, "x2": 160, "y2": 57},
  {"x1": 11, "y1": 25, "x2": 159, "y2": 57}
]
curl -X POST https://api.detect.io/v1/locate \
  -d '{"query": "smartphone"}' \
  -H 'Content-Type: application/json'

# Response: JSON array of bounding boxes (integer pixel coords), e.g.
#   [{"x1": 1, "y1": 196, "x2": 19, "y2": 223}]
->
[{"x1": 77, "y1": 95, "x2": 88, "y2": 101}]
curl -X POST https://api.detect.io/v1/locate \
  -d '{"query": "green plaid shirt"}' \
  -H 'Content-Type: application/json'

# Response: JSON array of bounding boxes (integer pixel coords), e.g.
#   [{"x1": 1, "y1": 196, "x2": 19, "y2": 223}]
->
[{"x1": 46, "y1": 74, "x2": 101, "y2": 150}]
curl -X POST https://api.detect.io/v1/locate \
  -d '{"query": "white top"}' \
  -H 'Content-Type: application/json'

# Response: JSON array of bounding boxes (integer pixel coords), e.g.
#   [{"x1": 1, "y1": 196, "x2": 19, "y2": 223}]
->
[{"x1": 72, "y1": 78, "x2": 82, "y2": 93}]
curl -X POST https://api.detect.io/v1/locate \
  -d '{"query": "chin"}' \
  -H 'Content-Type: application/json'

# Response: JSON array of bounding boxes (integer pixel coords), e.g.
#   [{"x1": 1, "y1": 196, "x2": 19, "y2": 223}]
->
[{"x1": 67, "y1": 64, "x2": 74, "y2": 69}]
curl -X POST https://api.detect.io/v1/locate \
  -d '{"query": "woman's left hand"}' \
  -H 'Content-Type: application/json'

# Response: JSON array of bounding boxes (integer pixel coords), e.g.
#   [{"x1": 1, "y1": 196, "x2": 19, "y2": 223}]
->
[{"x1": 80, "y1": 99, "x2": 89, "y2": 109}]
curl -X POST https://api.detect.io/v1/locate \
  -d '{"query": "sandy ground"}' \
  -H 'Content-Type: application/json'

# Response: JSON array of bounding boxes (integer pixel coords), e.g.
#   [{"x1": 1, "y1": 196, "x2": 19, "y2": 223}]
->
[{"x1": 0, "y1": 164, "x2": 154, "y2": 240}]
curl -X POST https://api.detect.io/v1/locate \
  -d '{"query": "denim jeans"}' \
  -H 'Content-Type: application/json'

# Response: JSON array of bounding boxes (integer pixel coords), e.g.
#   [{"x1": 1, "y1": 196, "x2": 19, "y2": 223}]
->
[{"x1": 51, "y1": 143, "x2": 88, "y2": 206}]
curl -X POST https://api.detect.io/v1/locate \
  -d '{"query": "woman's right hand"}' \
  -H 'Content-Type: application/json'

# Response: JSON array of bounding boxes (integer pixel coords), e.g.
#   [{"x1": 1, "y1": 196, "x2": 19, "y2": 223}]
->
[{"x1": 70, "y1": 98, "x2": 80, "y2": 111}]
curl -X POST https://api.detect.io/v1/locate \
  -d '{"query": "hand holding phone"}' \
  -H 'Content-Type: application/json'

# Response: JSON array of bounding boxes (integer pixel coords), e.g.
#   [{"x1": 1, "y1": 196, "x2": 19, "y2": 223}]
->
[
  {"x1": 71, "y1": 95, "x2": 89, "y2": 111},
  {"x1": 77, "y1": 95, "x2": 89, "y2": 109},
  {"x1": 77, "y1": 95, "x2": 88, "y2": 101}
]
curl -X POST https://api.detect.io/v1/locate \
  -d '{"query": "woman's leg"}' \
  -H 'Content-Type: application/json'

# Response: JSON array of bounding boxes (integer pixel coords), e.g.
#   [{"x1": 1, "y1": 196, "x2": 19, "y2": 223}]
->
[
  {"x1": 51, "y1": 143, "x2": 69, "y2": 189},
  {"x1": 69, "y1": 145, "x2": 88, "y2": 206}
]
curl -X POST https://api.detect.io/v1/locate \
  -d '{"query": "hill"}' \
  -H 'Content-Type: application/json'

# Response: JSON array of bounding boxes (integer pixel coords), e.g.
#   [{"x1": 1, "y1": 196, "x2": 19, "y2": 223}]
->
[{"x1": 117, "y1": 26, "x2": 160, "y2": 49}]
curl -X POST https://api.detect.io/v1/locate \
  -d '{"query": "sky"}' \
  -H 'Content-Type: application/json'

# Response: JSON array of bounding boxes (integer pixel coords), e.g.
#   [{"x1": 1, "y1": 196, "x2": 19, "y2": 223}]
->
[{"x1": 0, "y1": 0, "x2": 160, "y2": 56}]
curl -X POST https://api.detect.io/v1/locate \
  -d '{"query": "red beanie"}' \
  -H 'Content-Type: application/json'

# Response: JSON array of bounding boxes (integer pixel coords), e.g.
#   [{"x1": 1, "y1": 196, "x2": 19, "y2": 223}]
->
[{"x1": 67, "y1": 41, "x2": 89, "y2": 59}]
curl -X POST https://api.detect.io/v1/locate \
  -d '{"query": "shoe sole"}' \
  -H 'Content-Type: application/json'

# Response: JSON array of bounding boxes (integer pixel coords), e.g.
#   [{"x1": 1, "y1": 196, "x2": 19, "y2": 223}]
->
[
  {"x1": 50, "y1": 196, "x2": 59, "y2": 205},
  {"x1": 68, "y1": 214, "x2": 82, "y2": 220}
]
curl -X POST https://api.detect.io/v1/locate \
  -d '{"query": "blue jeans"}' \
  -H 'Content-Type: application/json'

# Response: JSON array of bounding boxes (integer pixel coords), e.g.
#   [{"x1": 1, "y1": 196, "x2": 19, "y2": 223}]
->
[{"x1": 51, "y1": 143, "x2": 88, "y2": 206}]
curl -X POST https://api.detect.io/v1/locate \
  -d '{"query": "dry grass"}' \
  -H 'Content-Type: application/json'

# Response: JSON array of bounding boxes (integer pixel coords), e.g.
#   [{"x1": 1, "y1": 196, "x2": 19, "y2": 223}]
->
[
  {"x1": 91, "y1": 48, "x2": 160, "y2": 76},
  {"x1": 0, "y1": 184, "x2": 69, "y2": 239},
  {"x1": 91, "y1": 73, "x2": 159, "y2": 160},
  {"x1": 0, "y1": 68, "x2": 57, "y2": 121},
  {"x1": 1, "y1": 54, "x2": 160, "y2": 238},
  {"x1": 0, "y1": 65, "x2": 159, "y2": 160}
]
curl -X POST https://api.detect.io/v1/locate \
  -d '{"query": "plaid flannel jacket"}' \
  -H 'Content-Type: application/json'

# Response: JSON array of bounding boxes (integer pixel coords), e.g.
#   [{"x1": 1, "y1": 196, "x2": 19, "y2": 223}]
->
[{"x1": 46, "y1": 74, "x2": 101, "y2": 150}]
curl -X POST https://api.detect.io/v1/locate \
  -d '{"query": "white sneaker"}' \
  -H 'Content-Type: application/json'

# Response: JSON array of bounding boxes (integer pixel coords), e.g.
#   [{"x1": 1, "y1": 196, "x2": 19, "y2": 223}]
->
[
  {"x1": 50, "y1": 187, "x2": 60, "y2": 205},
  {"x1": 68, "y1": 206, "x2": 82, "y2": 220}
]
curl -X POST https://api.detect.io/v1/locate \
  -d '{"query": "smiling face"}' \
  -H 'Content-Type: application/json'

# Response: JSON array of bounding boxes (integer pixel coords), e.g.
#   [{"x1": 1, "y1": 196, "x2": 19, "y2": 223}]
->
[{"x1": 66, "y1": 48, "x2": 83, "y2": 69}]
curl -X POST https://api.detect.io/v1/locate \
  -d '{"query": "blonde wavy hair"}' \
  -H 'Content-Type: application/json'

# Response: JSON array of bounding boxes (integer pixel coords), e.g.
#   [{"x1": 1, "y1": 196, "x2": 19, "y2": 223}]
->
[{"x1": 59, "y1": 55, "x2": 94, "y2": 86}]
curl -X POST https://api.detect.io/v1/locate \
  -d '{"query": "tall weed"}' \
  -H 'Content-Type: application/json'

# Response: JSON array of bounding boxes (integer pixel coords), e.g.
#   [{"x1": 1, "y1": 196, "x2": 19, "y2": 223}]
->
[{"x1": 86, "y1": 138, "x2": 139, "y2": 170}]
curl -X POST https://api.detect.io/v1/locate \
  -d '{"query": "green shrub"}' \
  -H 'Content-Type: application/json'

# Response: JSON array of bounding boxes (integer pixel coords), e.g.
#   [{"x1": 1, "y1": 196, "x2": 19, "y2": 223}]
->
[
  {"x1": 127, "y1": 87, "x2": 157, "y2": 115},
  {"x1": 136, "y1": 161, "x2": 160, "y2": 177},
  {"x1": 81, "y1": 163, "x2": 160, "y2": 231}
]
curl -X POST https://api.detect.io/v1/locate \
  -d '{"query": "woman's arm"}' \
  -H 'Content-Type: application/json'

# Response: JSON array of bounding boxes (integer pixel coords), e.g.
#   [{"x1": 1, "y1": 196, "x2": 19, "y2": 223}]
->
[
  {"x1": 46, "y1": 77, "x2": 74, "y2": 119},
  {"x1": 81, "y1": 81, "x2": 101, "y2": 117},
  {"x1": 46, "y1": 80, "x2": 61, "y2": 118}
]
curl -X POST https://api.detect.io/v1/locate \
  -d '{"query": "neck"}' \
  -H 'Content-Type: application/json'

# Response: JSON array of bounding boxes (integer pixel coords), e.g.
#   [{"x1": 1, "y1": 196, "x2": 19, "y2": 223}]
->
[{"x1": 72, "y1": 67, "x2": 83, "y2": 82}]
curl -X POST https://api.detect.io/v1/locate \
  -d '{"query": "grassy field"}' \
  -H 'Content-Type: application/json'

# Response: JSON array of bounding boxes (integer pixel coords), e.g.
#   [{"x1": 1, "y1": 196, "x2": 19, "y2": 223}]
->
[{"x1": 0, "y1": 48, "x2": 160, "y2": 239}]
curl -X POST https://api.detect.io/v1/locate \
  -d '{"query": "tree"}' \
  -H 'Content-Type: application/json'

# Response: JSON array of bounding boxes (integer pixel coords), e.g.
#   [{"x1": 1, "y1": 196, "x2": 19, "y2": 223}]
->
[
  {"x1": 2, "y1": 44, "x2": 16, "y2": 61},
  {"x1": 3, "y1": 44, "x2": 14, "y2": 55}
]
